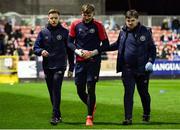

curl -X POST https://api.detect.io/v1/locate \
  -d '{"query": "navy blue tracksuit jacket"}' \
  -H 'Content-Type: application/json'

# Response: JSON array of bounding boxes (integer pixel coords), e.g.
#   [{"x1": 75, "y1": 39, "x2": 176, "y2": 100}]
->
[
  {"x1": 109, "y1": 23, "x2": 156, "y2": 73},
  {"x1": 33, "y1": 23, "x2": 74, "y2": 71}
]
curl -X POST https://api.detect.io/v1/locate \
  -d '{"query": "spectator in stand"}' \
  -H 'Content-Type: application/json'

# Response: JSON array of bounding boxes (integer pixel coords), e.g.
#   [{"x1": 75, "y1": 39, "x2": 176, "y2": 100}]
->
[
  {"x1": 173, "y1": 50, "x2": 180, "y2": 60},
  {"x1": 24, "y1": 36, "x2": 32, "y2": 47},
  {"x1": 28, "y1": 43, "x2": 36, "y2": 60},
  {"x1": 104, "y1": 20, "x2": 111, "y2": 30},
  {"x1": 5, "y1": 40, "x2": 15, "y2": 55},
  {"x1": 30, "y1": 27, "x2": 35, "y2": 35},
  {"x1": 12, "y1": 28, "x2": 23, "y2": 40},
  {"x1": 0, "y1": 33, "x2": 5, "y2": 55},
  {"x1": 161, "y1": 44, "x2": 177, "y2": 60},
  {"x1": 16, "y1": 46, "x2": 25, "y2": 60},
  {"x1": 0, "y1": 24, "x2": 5, "y2": 34},
  {"x1": 4, "y1": 21, "x2": 12, "y2": 39},
  {"x1": 156, "y1": 45, "x2": 164, "y2": 59},
  {"x1": 171, "y1": 17, "x2": 180, "y2": 34},
  {"x1": 112, "y1": 23, "x2": 120, "y2": 31},
  {"x1": 160, "y1": 32, "x2": 172, "y2": 44},
  {"x1": 161, "y1": 18, "x2": 170, "y2": 30}
]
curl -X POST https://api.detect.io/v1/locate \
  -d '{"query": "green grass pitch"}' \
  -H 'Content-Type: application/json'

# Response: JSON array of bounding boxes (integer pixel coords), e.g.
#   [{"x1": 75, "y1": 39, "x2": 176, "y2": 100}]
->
[{"x1": 0, "y1": 79, "x2": 180, "y2": 129}]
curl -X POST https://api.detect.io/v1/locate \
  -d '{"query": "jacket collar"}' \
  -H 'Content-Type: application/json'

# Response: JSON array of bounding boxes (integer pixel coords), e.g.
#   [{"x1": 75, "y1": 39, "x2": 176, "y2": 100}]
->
[
  {"x1": 122, "y1": 22, "x2": 141, "y2": 33},
  {"x1": 47, "y1": 22, "x2": 61, "y2": 30},
  {"x1": 82, "y1": 18, "x2": 94, "y2": 25}
]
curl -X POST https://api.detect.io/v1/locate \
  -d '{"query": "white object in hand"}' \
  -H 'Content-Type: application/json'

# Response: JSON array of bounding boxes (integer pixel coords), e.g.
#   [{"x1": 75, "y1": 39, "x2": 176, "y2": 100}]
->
[
  {"x1": 75, "y1": 49, "x2": 84, "y2": 57},
  {"x1": 145, "y1": 62, "x2": 153, "y2": 72}
]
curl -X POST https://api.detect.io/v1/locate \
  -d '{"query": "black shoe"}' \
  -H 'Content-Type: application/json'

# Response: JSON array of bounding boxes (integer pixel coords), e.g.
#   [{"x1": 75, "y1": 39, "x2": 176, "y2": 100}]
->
[
  {"x1": 142, "y1": 115, "x2": 150, "y2": 123},
  {"x1": 122, "y1": 119, "x2": 132, "y2": 125},
  {"x1": 50, "y1": 117, "x2": 62, "y2": 125}
]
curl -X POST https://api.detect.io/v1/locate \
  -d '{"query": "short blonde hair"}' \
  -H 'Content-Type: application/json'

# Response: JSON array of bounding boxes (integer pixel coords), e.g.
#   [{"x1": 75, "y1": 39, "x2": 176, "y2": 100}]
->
[
  {"x1": 48, "y1": 9, "x2": 60, "y2": 15},
  {"x1": 81, "y1": 3, "x2": 95, "y2": 14}
]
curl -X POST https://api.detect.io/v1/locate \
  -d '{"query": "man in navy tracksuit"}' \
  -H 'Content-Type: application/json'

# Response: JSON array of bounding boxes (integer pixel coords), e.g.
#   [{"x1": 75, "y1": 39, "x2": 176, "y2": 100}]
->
[
  {"x1": 33, "y1": 9, "x2": 74, "y2": 125},
  {"x1": 68, "y1": 4, "x2": 109, "y2": 126},
  {"x1": 108, "y1": 10, "x2": 156, "y2": 125}
]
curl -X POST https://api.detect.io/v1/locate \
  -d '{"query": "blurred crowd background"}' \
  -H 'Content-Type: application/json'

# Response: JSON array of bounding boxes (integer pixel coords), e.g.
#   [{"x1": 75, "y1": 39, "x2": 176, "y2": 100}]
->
[{"x1": 0, "y1": 0, "x2": 180, "y2": 62}]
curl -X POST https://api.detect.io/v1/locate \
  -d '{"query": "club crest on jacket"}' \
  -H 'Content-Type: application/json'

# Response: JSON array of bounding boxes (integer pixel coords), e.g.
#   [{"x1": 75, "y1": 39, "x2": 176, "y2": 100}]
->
[
  {"x1": 89, "y1": 28, "x2": 95, "y2": 33},
  {"x1": 56, "y1": 34, "x2": 62, "y2": 40},
  {"x1": 140, "y1": 35, "x2": 146, "y2": 41}
]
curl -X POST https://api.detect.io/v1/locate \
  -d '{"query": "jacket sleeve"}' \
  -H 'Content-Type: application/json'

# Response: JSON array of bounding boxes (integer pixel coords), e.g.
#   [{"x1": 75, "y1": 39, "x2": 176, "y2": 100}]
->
[
  {"x1": 33, "y1": 31, "x2": 44, "y2": 56},
  {"x1": 98, "y1": 38, "x2": 110, "y2": 52},
  {"x1": 106, "y1": 32, "x2": 121, "y2": 51},
  {"x1": 67, "y1": 21, "x2": 77, "y2": 51},
  {"x1": 67, "y1": 48, "x2": 75, "y2": 72},
  {"x1": 95, "y1": 22, "x2": 110, "y2": 52},
  {"x1": 65, "y1": 38, "x2": 75, "y2": 72},
  {"x1": 67, "y1": 35, "x2": 76, "y2": 51},
  {"x1": 147, "y1": 29, "x2": 156, "y2": 64}
]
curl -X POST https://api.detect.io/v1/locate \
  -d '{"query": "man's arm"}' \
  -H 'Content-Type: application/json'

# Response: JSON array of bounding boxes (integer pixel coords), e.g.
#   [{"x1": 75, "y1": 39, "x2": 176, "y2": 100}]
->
[
  {"x1": 108, "y1": 31, "x2": 122, "y2": 51},
  {"x1": 33, "y1": 32, "x2": 44, "y2": 56},
  {"x1": 108, "y1": 40, "x2": 119, "y2": 51},
  {"x1": 66, "y1": 43, "x2": 74, "y2": 72},
  {"x1": 67, "y1": 35, "x2": 76, "y2": 51},
  {"x1": 67, "y1": 35, "x2": 85, "y2": 57},
  {"x1": 84, "y1": 32, "x2": 120, "y2": 58},
  {"x1": 99, "y1": 39, "x2": 110, "y2": 52},
  {"x1": 97, "y1": 31, "x2": 121, "y2": 53},
  {"x1": 148, "y1": 29, "x2": 156, "y2": 64},
  {"x1": 66, "y1": 40, "x2": 75, "y2": 77},
  {"x1": 67, "y1": 20, "x2": 85, "y2": 57},
  {"x1": 145, "y1": 29, "x2": 157, "y2": 72}
]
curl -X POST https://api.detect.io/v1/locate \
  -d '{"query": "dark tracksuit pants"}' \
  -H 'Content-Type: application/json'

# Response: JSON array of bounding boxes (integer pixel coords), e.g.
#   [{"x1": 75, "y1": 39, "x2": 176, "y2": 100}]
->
[
  {"x1": 44, "y1": 69, "x2": 65, "y2": 118},
  {"x1": 121, "y1": 67, "x2": 151, "y2": 120},
  {"x1": 75, "y1": 60, "x2": 100, "y2": 116}
]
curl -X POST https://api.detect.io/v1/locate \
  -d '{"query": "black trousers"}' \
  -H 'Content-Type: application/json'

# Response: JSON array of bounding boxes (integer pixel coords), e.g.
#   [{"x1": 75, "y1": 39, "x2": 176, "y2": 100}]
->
[
  {"x1": 74, "y1": 61, "x2": 100, "y2": 116},
  {"x1": 76, "y1": 81, "x2": 96, "y2": 116},
  {"x1": 121, "y1": 68, "x2": 151, "y2": 119},
  {"x1": 44, "y1": 69, "x2": 65, "y2": 118}
]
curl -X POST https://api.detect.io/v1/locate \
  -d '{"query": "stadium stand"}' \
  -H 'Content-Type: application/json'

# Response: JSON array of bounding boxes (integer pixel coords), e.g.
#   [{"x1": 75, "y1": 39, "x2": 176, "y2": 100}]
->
[{"x1": 0, "y1": 18, "x2": 180, "y2": 61}]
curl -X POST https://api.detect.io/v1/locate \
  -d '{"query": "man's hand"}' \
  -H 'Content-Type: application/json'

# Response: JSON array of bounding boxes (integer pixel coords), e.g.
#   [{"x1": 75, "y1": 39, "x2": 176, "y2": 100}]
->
[
  {"x1": 67, "y1": 71, "x2": 73, "y2": 78},
  {"x1": 75, "y1": 49, "x2": 99, "y2": 59},
  {"x1": 82, "y1": 49, "x2": 99, "y2": 59},
  {"x1": 75, "y1": 49, "x2": 84, "y2": 57},
  {"x1": 145, "y1": 62, "x2": 153, "y2": 72},
  {"x1": 81, "y1": 50, "x2": 92, "y2": 59},
  {"x1": 41, "y1": 50, "x2": 49, "y2": 57}
]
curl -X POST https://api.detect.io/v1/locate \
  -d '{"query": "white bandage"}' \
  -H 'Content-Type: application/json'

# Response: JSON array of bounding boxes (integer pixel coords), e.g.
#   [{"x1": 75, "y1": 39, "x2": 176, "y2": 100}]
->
[{"x1": 75, "y1": 49, "x2": 83, "y2": 57}]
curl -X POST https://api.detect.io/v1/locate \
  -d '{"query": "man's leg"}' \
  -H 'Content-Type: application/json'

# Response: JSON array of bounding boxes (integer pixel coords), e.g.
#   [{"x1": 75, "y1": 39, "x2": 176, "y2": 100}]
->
[
  {"x1": 75, "y1": 63, "x2": 88, "y2": 105},
  {"x1": 44, "y1": 69, "x2": 63, "y2": 125},
  {"x1": 87, "y1": 81, "x2": 96, "y2": 116},
  {"x1": 52, "y1": 70, "x2": 64, "y2": 119},
  {"x1": 44, "y1": 69, "x2": 54, "y2": 105},
  {"x1": 121, "y1": 68, "x2": 136, "y2": 124},
  {"x1": 136, "y1": 74, "x2": 151, "y2": 121},
  {"x1": 49, "y1": 69, "x2": 64, "y2": 125},
  {"x1": 76, "y1": 83, "x2": 88, "y2": 105},
  {"x1": 85, "y1": 61, "x2": 100, "y2": 126}
]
